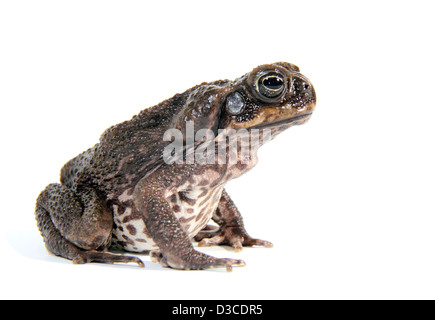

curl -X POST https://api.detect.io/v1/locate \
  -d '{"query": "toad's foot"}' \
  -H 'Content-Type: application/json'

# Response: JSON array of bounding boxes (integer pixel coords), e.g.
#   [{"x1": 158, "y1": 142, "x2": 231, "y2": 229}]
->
[
  {"x1": 72, "y1": 250, "x2": 145, "y2": 268},
  {"x1": 150, "y1": 250, "x2": 245, "y2": 272},
  {"x1": 195, "y1": 225, "x2": 273, "y2": 253}
]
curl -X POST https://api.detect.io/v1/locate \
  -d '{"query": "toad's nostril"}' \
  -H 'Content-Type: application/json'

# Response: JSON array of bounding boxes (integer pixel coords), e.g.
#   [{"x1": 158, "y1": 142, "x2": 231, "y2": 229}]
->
[{"x1": 293, "y1": 77, "x2": 312, "y2": 94}]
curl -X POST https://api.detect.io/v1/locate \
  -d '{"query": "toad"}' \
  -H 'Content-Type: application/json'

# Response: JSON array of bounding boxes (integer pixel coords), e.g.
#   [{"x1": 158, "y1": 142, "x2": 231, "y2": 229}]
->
[{"x1": 35, "y1": 62, "x2": 316, "y2": 271}]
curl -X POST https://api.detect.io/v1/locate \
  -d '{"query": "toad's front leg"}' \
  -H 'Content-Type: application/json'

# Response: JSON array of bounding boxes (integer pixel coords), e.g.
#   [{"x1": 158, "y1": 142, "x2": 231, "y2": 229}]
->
[
  {"x1": 194, "y1": 189, "x2": 273, "y2": 252},
  {"x1": 133, "y1": 176, "x2": 245, "y2": 271}
]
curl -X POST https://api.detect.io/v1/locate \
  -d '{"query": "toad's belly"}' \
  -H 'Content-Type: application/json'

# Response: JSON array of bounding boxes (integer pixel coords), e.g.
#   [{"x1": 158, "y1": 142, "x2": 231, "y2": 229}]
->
[
  {"x1": 171, "y1": 186, "x2": 224, "y2": 238},
  {"x1": 110, "y1": 187, "x2": 224, "y2": 253},
  {"x1": 110, "y1": 204, "x2": 158, "y2": 252}
]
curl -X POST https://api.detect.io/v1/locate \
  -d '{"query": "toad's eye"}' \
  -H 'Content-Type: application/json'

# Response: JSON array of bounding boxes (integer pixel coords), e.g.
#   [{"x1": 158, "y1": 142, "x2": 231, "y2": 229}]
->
[
  {"x1": 256, "y1": 72, "x2": 285, "y2": 100},
  {"x1": 226, "y1": 92, "x2": 245, "y2": 115}
]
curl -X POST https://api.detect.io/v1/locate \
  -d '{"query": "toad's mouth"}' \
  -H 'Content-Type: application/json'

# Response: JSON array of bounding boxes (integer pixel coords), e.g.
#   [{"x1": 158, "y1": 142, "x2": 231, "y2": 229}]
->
[
  {"x1": 231, "y1": 100, "x2": 316, "y2": 130},
  {"x1": 250, "y1": 112, "x2": 313, "y2": 130}
]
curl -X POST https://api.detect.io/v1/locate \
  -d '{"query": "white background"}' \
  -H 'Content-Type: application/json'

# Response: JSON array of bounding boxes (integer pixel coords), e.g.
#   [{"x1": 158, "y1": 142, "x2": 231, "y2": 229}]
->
[{"x1": 1, "y1": 0, "x2": 434, "y2": 300}]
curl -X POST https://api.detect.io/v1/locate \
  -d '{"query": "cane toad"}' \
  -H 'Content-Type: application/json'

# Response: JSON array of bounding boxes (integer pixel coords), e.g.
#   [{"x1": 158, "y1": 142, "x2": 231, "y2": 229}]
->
[{"x1": 35, "y1": 62, "x2": 316, "y2": 271}]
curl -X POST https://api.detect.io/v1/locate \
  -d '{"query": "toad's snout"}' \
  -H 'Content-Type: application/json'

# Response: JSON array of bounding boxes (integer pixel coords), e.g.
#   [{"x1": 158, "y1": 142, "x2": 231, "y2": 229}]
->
[{"x1": 288, "y1": 73, "x2": 316, "y2": 111}]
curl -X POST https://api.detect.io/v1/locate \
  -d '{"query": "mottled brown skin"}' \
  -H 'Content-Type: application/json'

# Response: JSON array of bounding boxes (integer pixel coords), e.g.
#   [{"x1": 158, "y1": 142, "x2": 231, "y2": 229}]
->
[{"x1": 35, "y1": 62, "x2": 316, "y2": 271}]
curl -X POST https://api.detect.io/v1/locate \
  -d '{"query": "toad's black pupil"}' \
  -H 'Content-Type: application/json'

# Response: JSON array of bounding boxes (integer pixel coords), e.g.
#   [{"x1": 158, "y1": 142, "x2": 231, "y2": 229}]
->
[{"x1": 263, "y1": 76, "x2": 283, "y2": 90}]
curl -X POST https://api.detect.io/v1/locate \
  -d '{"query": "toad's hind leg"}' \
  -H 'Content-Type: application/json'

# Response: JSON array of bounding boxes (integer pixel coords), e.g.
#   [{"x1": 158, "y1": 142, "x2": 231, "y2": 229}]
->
[{"x1": 35, "y1": 183, "x2": 143, "y2": 267}]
